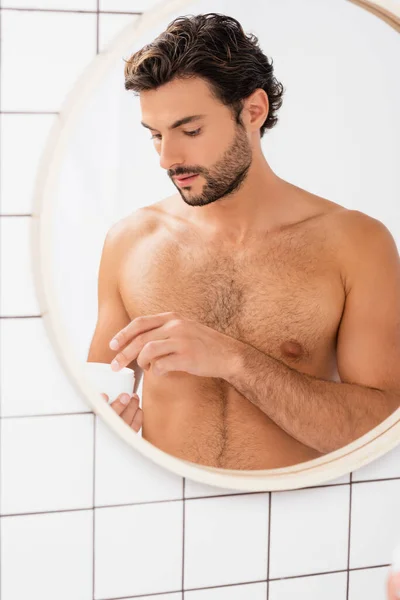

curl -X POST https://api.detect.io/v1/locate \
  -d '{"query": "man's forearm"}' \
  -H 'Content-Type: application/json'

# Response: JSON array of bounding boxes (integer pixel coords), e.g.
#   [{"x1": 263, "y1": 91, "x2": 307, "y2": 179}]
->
[{"x1": 223, "y1": 340, "x2": 400, "y2": 454}]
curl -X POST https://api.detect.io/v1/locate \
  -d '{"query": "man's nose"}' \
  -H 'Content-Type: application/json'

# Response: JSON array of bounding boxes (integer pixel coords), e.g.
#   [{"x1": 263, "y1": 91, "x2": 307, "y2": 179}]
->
[{"x1": 159, "y1": 140, "x2": 185, "y2": 171}]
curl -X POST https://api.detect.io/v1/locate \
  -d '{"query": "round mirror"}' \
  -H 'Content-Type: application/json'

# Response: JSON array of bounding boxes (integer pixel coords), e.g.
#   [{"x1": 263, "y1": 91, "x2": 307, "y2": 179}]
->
[{"x1": 32, "y1": 0, "x2": 400, "y2": 490}]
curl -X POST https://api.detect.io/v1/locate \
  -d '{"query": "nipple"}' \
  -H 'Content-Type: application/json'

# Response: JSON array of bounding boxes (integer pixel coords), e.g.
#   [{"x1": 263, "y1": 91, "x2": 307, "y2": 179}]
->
[{"x1": 280, "y1": 340, "x2": 304, "y2": 358}]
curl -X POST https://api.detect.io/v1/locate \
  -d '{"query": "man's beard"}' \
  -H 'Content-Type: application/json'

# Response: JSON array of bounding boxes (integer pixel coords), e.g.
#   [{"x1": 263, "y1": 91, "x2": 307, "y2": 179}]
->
[{"x1": 171, "y1": 125, "x2": 252, "y2": 207}]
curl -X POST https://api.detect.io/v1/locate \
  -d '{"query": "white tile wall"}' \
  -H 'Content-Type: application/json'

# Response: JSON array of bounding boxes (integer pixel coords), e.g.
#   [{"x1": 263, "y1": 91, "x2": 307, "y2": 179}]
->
[
  {"x1": 348, "y1": 566, "x2": 391, "y2": 600},
  {"x1": 185, "y1": 582, "x2": 267, "y2": 599},
  {"x1": 0, "y1": 114, "x2": 56, "y2": 215},
  {"x1": 1, "y1": 414, "x2": 94, "y2": 514},
  {"x1": 95, "y1": 416, "x2": 183, "y2": 505},
  {"x1": 184, "y1": 477, "x2": 245, "y2": 498},
  {"x1": 352, "y1": 443, "x2": 400, "y2": 481},
  {"x1": 100, "y1": 0, "x2": 162, "y2": 12},
  {"x1": 350, "y1": 480, "x2": 400, "y2": 568},
  {"x1": 94, "y1": 502, "x2": 183, "y2": 598},
  {"x1": 1, "y1": 4, "x2": 400, "y2": 600},
  {"x1": 184, "y1": 472, "x2": 350, "y2": 498},
  {"x1": 0, "y1": 217, "x2": 41, "y2": 316},
  {"x1": 138, "y1": 595, "x2": 182, "y2": 600},
  {"x1": 269, "y1": 485, "x2": 350, "y2": 578},
  {"x1": 269, "y1": 571, "x2": 347, "y2": 600},
  {"x1": 0, "y1": 317, "x2": 89, "y2": 416},
  {"x1": 98, "y1": 12, "x2": 139, "y2": 53},
  {"x1": 1, "y1": 10, "x2": 97, "y2": 112},
  {"x1": 1, "y1": 510, "x2": 93, "y2": 600},
  {"x1": 184, "y1": 494, "x2": 269, "y2": 589},
  {"x1": 2, "y1": 1, "x2": 96, "y2": 9}
]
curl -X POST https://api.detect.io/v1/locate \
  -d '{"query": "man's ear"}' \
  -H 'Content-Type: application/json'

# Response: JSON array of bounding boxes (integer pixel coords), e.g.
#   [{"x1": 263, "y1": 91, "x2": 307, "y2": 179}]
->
[{"x1": 244, "y1": 88, "x2": 269, "y2": 133}]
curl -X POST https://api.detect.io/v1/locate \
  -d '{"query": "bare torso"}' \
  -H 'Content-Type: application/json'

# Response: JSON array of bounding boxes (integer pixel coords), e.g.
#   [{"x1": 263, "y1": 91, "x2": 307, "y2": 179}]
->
[{"x1": 118, "y1": 185, "x2": 349, "y2": 469}]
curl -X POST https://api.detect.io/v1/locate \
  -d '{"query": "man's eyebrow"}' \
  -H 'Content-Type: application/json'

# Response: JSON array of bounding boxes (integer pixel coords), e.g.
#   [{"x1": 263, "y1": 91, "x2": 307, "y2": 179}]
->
[{"x1": 141, "y1": 114, "x2": 206, "y2": 131}]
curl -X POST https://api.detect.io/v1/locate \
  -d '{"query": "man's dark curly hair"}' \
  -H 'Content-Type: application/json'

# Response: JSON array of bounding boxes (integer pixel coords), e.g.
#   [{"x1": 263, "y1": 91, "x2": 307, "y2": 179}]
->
[{"x1": 123, "y1": 13, "x2": 285, "y2": 138}]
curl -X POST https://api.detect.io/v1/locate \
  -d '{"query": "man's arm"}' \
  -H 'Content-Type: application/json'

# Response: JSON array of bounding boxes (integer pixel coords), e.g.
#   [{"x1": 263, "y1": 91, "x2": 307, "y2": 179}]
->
[
  {"x1": 87, "y1": 221, "x2": 143, "y2": 394},
  {"x1": 223, "y1": 212, "x2": 400, "y2": 454}
]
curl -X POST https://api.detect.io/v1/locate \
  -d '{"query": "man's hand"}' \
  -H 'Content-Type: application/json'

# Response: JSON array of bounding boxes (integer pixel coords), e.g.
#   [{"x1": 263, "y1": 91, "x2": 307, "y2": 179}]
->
[
  {"x1": 101, "y1": 392, "x2": 143, "y2": 433},
  {"x1": 108, "y1": 311, "x2": 239, "y2": 379}
]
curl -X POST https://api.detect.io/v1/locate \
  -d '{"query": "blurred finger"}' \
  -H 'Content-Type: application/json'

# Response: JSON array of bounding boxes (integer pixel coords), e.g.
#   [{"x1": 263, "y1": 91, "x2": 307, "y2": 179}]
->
[
  {"x1": 130, "y1": 407, "x2": 143, "y2": 432},
  {"x1": 387, "y1": 571, "x2": 400, "y2": 599},
  {"x1": 101, "y1": 393, "x2": 109, "y2": 402},
  {"x1": 109, "y1": 393, "x2": 135, "y2": 416},
  {"x1": 119, "y1": 395, "x2": 140, "y2": 424}
]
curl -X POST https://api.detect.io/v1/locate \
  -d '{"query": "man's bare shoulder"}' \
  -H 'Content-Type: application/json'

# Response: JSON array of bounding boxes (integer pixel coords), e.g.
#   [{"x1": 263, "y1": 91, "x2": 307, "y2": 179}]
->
[
  {"x1": 105, "y1": 206, "x2": 161, "y2": 247},
  {"x1": 328, "y1": 208, "x2": 399, "y2": 293},
  {"x1": 329, "y1": 207, "x2": 396, "y2": 244},
  {"x1": 303, "y1": 188, "x2": 394, "y2": 246}
]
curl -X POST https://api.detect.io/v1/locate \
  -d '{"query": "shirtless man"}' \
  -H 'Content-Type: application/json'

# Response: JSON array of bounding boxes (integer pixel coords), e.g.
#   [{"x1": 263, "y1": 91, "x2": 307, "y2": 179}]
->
[{"x1": 87, "y1": 13, "x2": 400, "y2": 470}]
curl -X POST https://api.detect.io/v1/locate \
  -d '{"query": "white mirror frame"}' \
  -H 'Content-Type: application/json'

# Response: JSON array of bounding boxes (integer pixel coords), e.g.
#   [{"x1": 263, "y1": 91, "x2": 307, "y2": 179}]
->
[{"x1": 31, "y1": 0, "x2": 400, "y2": 491}]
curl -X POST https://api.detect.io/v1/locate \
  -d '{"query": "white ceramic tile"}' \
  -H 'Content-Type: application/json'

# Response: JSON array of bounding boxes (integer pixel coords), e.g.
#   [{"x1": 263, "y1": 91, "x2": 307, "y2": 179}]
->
[
  {"x1": 269, "y1": 572, "x2": 347, "y2": 600},
  {"x1": 184, "y1": 473, "x2": 350, "y2": 499},
  {"x1": 184, "y1": 477, "x2": 246, "y2": 499},
  {"x1": 0, "y1": 318, "x2": 90, "y2": 416},
  {"x1": 132, "y1": 595, "x2": 181, "y2": 600},
  {"x1": 0, "y1": 217, "x2": 41, "y2": 316},
  {"x1": 306, "y1": 473, "x2": 350, "y2": 488},
  {"x1": 133, "y1": 596, "x2": 181, "y2": 600},
  {"x1": 269, "y1": 485, "x2": 349, "y2": 578},
  {"x1": 94, "y1": 502, "x2": 183, "y2": 598},
  {"x1": 95, "y1": 416, "x2": 183, "y2": 505},
  {"x1": 1, "y1": 414, "x2": 93, "y2": 514},
  {"x1": 1, "y1": 510, "x2": 93, "y2": 600},
  {"x1": 350, "y1": 480, "x2": 400, "y2": 568},
  {"x1": 1, "y1": 11, "x2": 96, "y2": 112},
  {"x1": 0, "y1": 114, "x2": 56, "y2": 215},
  {"x1": 184, "y1": 494, "x2": 269, "y2": 590},
  {"x1": 98, "y1": 12, "x2": 139, "y2": 53},
  {"x1": 348, "y1": 566, "x2": 391, "y2": 600},
  {"x1": 2, "y1": 0, "x2": 96, "y2": 9},
  {"x1": 186, "y1": 582, "x2": 267, "y2": 599},
  {"x1": 100, "y1": 0, "x2": 160, "y2": 12},
  {"x1": 352, "y1": 444, "x2": 400, "y2": 481}
]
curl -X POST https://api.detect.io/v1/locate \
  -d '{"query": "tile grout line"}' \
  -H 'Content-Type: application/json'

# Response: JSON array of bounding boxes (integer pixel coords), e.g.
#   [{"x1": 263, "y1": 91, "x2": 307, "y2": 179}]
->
[
  {"x1": 100, "y1": 590, "x2": 185, "y2": 599},
  {"x1": 0, "y1": 111, "x2": 59, "y2": 114},
  {"x1": 346, "y1": 472, "x2": 353, "y2": 599},
  {"x1": 1, "y1": 7, "x2": 142, "y2": 15},
  {"x1": 96, "y1": 0, "x2": 99, "y2": 56},
  {"x1": 1, "y1": 411, "x2": 94, "y2": 418},
  {"x1": 266, "y1": 491, "x2": 272, "y2": 600},
  {"x1": 95, "y1": 564, "x2": 393, "y2": 599},
  {"x1": 2, "y1": 475, "x2": 400, "y2": 516}
]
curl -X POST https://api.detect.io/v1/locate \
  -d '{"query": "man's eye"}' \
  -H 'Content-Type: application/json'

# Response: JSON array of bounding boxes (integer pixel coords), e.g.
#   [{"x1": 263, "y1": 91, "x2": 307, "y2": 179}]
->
[
  {"x1": 184, "y1": 128, "x2": 201, "y2": 136},
  {"x1": 150, "y1": 128, "x2": 201, "y2": 140}
]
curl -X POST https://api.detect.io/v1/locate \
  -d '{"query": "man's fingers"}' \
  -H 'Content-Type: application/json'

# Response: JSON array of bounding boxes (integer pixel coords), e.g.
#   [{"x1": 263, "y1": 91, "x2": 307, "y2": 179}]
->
[
  {"x1": 101, "y1": 393, "x2": 142, "y2": 431},
  {"x1": 110, "y1": 312, "x2": 175, "y2": 351},
  {"x1": 109, "y1": 393, "x2": 139, "y2": 416},
  {"x1": 130, "y1": 407, "x2": 143, "y2": 432},
  {"x1": 119, "y1": 394, "x2": 140, "y2": 423}
]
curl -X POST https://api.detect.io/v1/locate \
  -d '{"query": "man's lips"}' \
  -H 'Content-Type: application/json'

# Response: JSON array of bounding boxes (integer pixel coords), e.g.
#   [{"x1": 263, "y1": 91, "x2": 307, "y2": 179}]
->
[
  {"x1": 174, "y1": 174, "x2": 198, "y2": 181},
  {"x1": 173, "y1": 174, "x2": 199, "y2": 187}
]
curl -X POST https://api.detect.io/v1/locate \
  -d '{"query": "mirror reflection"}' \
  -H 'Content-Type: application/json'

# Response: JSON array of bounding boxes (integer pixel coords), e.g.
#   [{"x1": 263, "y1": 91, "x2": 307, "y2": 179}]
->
[{"x1": 50, "y1": 2, "x2": 400, "y2": 470}]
